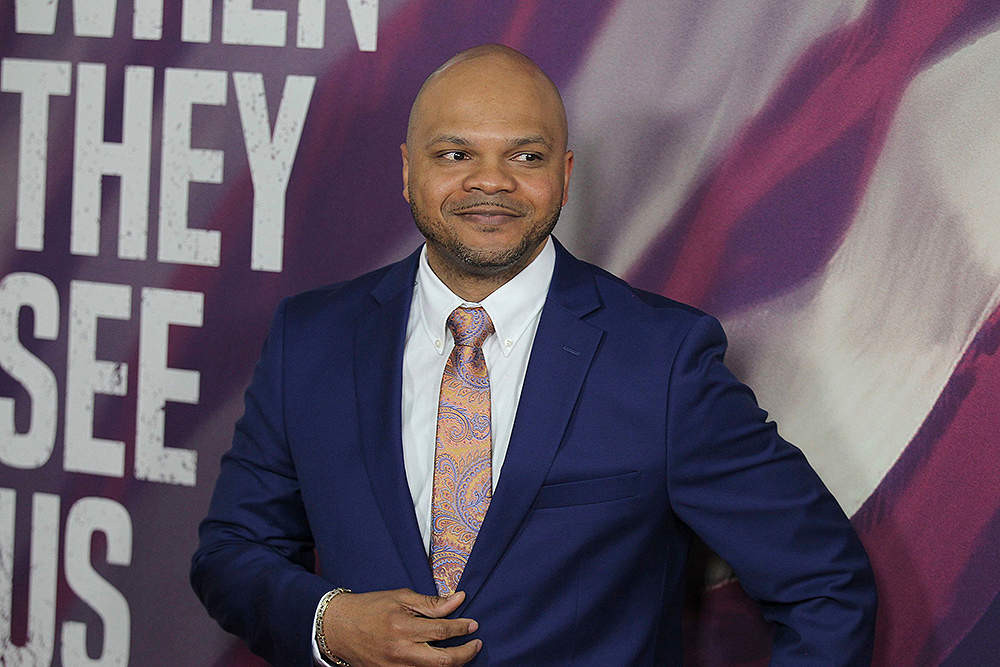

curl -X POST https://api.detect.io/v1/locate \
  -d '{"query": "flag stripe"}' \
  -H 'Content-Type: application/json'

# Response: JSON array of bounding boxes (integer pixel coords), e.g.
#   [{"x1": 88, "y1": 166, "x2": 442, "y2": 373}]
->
[{"x1": 627, "y1": 0, "x2": 998, "y2": 316}]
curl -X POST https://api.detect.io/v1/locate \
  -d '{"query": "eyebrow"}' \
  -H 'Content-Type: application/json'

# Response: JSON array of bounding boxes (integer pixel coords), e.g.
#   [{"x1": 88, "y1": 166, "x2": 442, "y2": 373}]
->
[
  {"x1": 426, "y1": 134, "x2": 470, "y2": 148},
  {"x1": 425, "y1": 134, "x2": 553, "y2": 150},
  {"x1": 510, "y1": 135, "x2": 552, "y2": 149}
]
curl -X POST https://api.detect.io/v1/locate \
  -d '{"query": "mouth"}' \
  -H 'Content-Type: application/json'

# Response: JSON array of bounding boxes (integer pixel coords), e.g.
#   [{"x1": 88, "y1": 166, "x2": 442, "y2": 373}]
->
[{"x1": 451, "y1": 205, "x2": 524, "y2": 226}]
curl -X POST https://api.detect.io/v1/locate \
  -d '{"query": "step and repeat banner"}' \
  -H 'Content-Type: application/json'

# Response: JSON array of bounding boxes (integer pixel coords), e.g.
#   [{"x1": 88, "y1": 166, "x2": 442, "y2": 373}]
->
[{"x1": 2, "y1": 0, "x2": 999, "y2": 665}]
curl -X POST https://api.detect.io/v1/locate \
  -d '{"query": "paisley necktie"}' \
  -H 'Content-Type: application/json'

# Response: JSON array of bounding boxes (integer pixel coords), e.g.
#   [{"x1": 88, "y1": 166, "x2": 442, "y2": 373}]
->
[{"x1": 429, "y1": 306, "x2": 494, "y2": 597}]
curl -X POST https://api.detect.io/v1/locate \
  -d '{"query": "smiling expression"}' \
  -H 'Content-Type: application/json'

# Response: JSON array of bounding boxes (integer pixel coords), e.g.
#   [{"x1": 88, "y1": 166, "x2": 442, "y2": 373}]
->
[{"x1": 402, "y1": 47, "x2": 574, "y2": 291}]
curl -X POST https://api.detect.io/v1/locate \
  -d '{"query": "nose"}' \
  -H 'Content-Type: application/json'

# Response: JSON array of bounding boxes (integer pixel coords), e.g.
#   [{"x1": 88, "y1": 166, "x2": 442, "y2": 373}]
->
[{"x1": 463, "y1": 158, "x2": 517, "y2": 194}]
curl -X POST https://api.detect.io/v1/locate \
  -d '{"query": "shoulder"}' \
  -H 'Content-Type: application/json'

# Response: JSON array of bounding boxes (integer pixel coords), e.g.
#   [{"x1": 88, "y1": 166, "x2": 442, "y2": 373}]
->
[
  {"x1": 554, "y1": 250, "x2": 732, "y2": 395},
  {"x1": 566, "y1": 252, "x2": 713, "y2": 336},
  {"x1": 551, "y1": 245, "x2": 732, "y2": 376},
  {"x1": 279, "y1": 253, "x2": 417, "y2": 329}
]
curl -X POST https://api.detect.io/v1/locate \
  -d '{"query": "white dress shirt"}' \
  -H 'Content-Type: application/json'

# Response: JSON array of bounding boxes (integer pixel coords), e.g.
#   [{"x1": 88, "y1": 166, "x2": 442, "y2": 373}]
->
[
  {"x1": 313, "y1": 238, "x2": 555, "y2": 663},
  {"x1": 403, "y1": 238, "x2": 555, "y2": 552}
]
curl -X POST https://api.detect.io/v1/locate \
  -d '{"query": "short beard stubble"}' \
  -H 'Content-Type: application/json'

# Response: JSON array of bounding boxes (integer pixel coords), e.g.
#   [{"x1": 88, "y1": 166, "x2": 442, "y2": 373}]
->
[{"x1": 409, "y1": 197, "x2": 562, "y2": 280}]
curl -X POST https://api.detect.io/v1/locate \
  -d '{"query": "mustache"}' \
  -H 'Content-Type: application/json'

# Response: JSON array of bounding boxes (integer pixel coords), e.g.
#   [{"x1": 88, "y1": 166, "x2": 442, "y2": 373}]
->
[{"x1": 448, "y1": 198, "x2": 526, "y2": 216}]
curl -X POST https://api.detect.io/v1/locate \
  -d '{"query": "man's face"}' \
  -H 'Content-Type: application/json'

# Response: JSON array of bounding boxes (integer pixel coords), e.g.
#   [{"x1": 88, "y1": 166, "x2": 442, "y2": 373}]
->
[{"x1": 402, "y1": 56, "x2": 573, "y2": 279}]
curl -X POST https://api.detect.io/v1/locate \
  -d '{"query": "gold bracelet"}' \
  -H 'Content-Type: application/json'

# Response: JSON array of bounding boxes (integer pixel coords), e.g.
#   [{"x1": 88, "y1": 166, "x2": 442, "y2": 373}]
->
[{"x1": 315, "y1": 588, "x2": 352, "y2": 666}]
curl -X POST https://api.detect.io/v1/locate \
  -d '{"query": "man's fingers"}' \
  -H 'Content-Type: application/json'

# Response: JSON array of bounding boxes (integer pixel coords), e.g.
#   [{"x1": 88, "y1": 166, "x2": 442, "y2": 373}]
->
[
  {"x1": 423, "y1": 639, "x2": 482, "y2": 667},
  {"x1": 411, "y1": 616, "x2": 479, "y2": 643},
  {"x1": 404, "y1": 589, "x2": 466, "y2": 618}
]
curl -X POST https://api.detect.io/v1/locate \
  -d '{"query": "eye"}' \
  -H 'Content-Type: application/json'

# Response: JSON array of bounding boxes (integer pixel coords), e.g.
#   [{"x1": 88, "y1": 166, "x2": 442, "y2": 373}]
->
[
  {"x1": 513, "y1": 152, "x2": 543, "y2": 163},
  {"x1": 439, "y1": 150, "x2": 469, "y2": 161}
]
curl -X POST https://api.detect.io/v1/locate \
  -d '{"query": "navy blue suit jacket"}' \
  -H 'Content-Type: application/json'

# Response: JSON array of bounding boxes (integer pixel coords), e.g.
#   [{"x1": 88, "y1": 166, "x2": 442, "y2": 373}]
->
[{"x1": 191, "y1": 239, "x2": 876, "y2": 666}]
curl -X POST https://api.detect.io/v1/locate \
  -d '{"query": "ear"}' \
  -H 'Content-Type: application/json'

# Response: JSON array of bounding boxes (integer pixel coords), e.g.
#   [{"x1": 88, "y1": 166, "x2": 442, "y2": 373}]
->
[
  {"x1": 401, "y1": 143, "x2": 410, "y2": 202},
  {"x1": 561, "y1": 150, "x2": 574, "y2": 206}
]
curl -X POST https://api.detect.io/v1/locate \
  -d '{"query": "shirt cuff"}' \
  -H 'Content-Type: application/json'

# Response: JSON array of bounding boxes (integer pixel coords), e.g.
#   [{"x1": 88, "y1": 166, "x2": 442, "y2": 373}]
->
[{"x1": 312, "y1": 591, "x2": 333, "y2": 666}]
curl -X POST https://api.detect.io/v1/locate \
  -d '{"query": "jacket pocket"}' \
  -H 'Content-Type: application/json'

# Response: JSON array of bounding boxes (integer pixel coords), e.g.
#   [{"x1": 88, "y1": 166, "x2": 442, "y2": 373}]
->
[{"x1": 531, "y1": 471, "x2": 640, "y2": 509}]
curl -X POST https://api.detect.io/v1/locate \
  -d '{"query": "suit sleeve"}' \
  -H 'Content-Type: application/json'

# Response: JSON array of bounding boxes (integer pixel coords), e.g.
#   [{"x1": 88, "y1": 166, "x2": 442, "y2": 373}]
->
[
  {"x1": 191, "y1": 298, "x2": 331, "y2": 667},
  {"x1": 665, "y1": 314, "x2": 877, "y2": 666}
]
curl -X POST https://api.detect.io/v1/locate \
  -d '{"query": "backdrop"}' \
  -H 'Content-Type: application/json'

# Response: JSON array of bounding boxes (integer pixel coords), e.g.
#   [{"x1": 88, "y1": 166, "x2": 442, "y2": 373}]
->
[{"x1": 2, "y1": 0, "x2": 999, "y2": 665}]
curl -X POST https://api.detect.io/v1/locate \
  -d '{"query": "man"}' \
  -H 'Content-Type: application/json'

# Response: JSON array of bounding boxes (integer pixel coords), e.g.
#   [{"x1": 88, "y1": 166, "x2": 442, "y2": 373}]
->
[{"x1": 191, "y1": 45, "x2": 877, "y2": 666}]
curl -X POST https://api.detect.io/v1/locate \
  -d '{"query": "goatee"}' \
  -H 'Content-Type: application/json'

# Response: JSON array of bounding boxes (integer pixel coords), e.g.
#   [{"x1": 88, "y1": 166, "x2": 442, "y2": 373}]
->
[{"x1": 409, "y1": 200, "x2": 561, "y2": 277}]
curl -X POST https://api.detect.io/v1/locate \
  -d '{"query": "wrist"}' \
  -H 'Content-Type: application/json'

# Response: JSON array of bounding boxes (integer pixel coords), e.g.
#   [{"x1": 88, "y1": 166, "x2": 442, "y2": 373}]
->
[{"x1": 315, "y1": 588, "x2": 353, "y2": 666}]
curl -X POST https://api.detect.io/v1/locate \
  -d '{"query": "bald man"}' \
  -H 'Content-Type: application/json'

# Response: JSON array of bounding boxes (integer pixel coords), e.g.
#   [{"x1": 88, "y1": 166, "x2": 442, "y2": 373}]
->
[{"x1": 192, "y1": 45, "x2": 877, "y2": 666}]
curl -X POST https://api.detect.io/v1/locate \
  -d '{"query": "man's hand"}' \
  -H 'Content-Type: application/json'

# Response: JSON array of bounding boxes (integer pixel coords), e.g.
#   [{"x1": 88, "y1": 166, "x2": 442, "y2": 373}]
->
[{"x1": 321, "y1": 588, "x2": 481, "y2": 666}]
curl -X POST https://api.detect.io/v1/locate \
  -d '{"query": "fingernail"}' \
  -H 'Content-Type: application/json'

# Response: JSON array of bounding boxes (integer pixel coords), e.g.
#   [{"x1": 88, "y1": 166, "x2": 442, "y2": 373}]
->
[
  {"x1": 468, "y1": 620, "x2": 479, "y2": 632},
  {"x1": 476, "y1": 639, "x2": 483, "y2": 652}
]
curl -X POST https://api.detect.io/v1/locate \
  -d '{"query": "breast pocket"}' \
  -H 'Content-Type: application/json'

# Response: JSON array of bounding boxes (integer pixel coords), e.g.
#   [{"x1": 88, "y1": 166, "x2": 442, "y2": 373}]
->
[{"x1": 531, "y1": 471, "x2": 641, "y2": 509}]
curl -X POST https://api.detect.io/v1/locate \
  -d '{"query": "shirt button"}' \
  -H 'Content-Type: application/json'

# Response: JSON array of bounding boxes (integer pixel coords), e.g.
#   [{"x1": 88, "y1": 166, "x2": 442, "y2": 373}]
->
[
  {"x1": 434, "y1": 339, "x2": 442, "y2": 348},
  {"x1": 504, "y1": 338, "x2": 513, "y2": 347}
]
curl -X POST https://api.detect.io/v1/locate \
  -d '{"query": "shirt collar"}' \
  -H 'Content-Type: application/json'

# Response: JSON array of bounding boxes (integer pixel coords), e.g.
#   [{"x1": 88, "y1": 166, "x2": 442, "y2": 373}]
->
[{"x1": 415, "y1": 237, "x2": 556, "y2": 357}]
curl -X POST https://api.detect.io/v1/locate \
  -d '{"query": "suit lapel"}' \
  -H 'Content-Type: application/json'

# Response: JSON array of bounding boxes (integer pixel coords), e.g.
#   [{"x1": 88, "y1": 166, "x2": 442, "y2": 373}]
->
[
  {"x1": 455, "y1": 241, "x2": 604, "y2": 612},
  {"x1": 353, "y1": 252, "x2": 437, "y2": 594}
]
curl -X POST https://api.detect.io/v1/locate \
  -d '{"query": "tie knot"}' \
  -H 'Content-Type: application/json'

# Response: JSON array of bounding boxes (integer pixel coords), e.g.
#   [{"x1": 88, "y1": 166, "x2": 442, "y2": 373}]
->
[{"x1": 447, "y1": 307, "x2": 494, "y2": 349}]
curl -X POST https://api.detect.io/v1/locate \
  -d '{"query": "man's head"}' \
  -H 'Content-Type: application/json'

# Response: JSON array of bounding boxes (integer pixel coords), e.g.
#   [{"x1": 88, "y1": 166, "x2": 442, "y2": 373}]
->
[{"x1": 402, "y1": 45, "x2": 573, "y2": 294}]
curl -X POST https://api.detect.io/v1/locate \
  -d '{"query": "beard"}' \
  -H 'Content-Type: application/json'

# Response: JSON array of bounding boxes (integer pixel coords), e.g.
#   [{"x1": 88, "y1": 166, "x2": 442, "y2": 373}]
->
[{"x1": 409, "y1": 197, "x2": 561, "y2": 276}]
